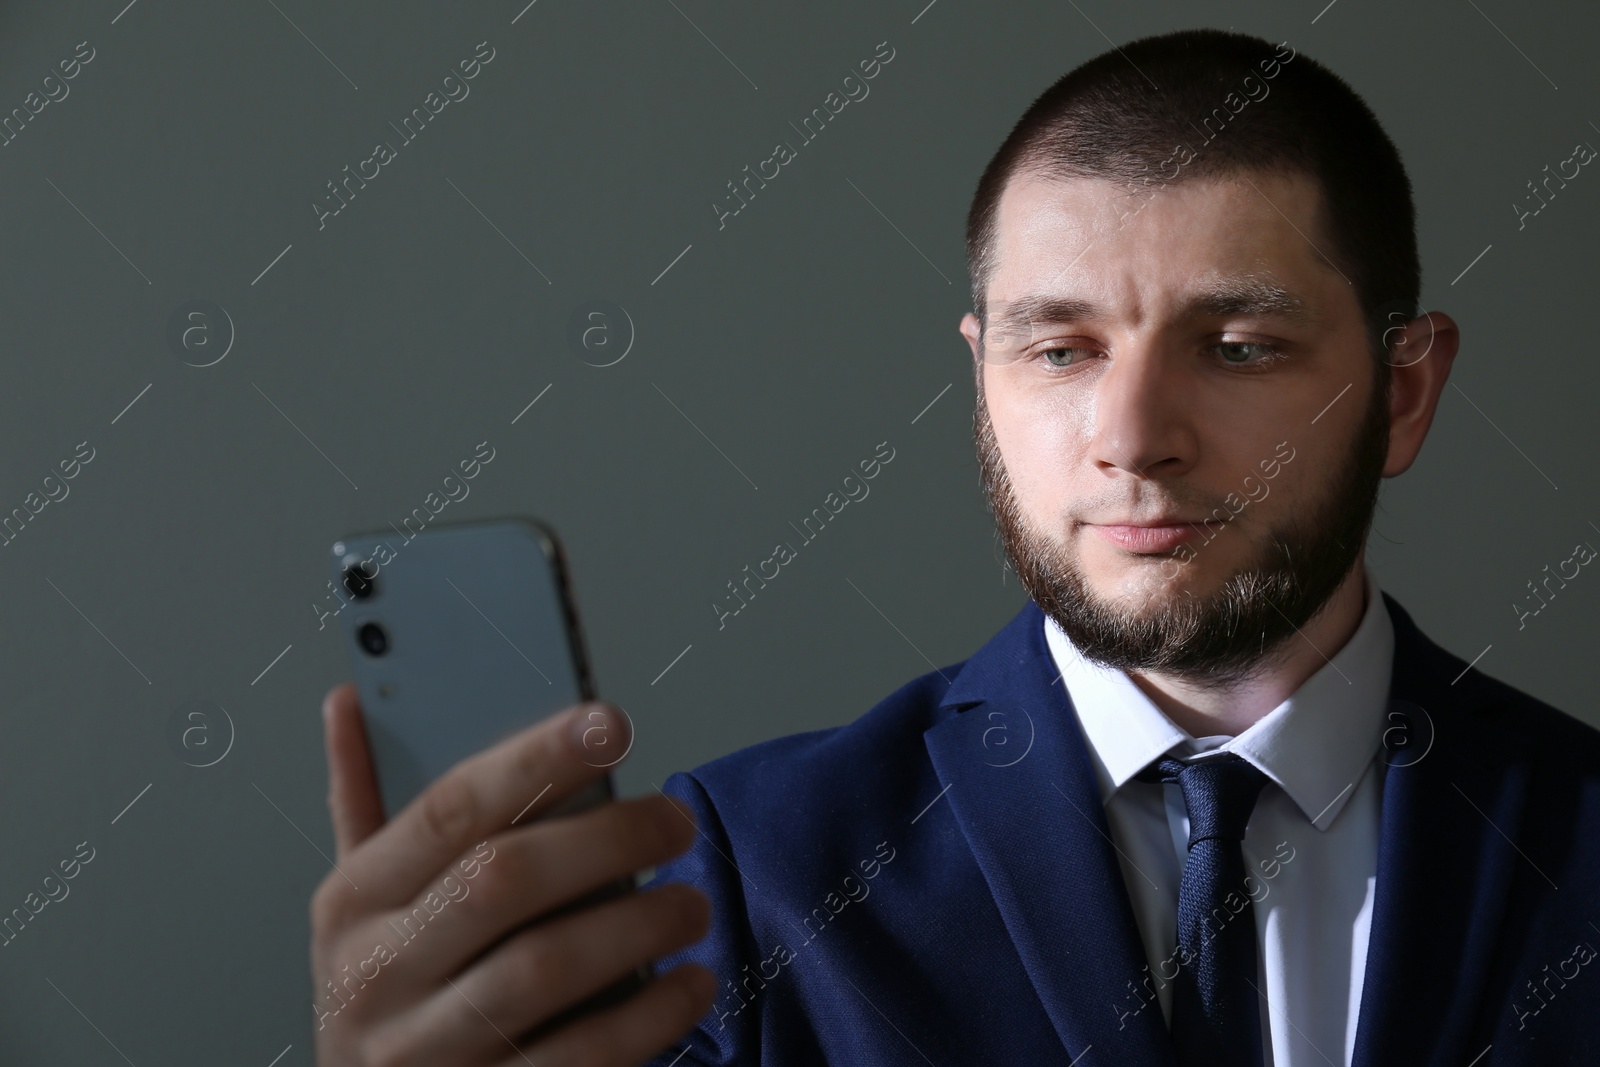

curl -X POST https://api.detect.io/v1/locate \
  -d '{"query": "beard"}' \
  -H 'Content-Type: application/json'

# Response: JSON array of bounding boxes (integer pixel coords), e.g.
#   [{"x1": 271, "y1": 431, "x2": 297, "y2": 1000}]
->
[{"x1": 974, "y1": 367, "x2": 1390, "y2": 687}]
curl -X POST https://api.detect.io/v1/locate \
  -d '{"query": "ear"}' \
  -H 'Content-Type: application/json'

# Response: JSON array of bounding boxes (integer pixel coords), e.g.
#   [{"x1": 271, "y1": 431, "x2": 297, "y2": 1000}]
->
[
  {"x1": 959, "y1": 312, "x2": 982, "y2": 365},
  {"x1": 953, "y1": 313, "x2": 979, "y2": 388},
  {"x1": 1382, "y1": 309, "x2": 1460, "y2": 478}
]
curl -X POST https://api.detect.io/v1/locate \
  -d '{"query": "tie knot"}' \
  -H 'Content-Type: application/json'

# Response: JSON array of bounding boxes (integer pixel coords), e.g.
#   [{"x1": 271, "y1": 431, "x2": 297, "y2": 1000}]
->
[{"x1": 1138, "y1": 753, "x2": 1269, "y2": 850}]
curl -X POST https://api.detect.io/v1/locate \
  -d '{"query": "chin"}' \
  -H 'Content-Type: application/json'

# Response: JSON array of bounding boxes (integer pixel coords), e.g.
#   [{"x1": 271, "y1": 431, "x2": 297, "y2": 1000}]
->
[
  {"x1": 1079, "y1": 549, "x2": 1228, "y2": 609},
  {"x1": 1102, "y1": 572, "x2": 1195, "y2": 613}
]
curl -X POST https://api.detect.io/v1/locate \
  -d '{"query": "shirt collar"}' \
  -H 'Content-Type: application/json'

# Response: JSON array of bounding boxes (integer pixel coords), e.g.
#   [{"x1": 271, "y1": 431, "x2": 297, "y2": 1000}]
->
[{"x1": 1043, "y1": 564, "x2": 1394, "y2": 831}]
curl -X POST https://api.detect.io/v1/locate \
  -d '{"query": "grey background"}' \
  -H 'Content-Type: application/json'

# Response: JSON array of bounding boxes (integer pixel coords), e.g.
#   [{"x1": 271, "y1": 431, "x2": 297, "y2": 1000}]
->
[{"x1": 0, "y1": 0, "x2": 1594, "y2": 1062}]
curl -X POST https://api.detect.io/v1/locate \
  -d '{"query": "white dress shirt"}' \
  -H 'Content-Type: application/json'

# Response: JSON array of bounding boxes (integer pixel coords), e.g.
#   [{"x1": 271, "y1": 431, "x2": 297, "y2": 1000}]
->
[{"x1": 1043, "y1": 564, "x2": 1394, "y2": 1067}]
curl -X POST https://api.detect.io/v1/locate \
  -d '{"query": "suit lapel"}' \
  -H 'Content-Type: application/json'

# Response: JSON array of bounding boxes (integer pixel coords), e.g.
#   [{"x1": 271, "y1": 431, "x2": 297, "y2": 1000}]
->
[
  {"x1": 923, "y1": 601, "x2": 1177, "y2": 1066},
  {"x1": 1351, "y1": 594, "x2": 1527, "y2": 1066}
]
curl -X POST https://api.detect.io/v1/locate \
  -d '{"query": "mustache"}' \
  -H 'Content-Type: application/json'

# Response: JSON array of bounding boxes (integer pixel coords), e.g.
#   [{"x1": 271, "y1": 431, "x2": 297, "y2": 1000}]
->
[{"x1": 1066, "y1": 490, "x2": 1232, "y2": 526}]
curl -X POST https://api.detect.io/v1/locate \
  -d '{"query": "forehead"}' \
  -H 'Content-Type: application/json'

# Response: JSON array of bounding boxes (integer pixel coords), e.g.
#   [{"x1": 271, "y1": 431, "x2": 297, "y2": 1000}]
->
[{"x1": 983, "y1": 168, "x2": 1349, "y2": 334}]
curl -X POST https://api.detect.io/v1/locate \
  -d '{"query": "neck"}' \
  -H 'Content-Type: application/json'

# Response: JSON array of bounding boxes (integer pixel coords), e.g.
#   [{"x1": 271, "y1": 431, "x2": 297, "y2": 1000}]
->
[{"x1": 1128, "y1": 555, "x2": 1371, "y2": 738}]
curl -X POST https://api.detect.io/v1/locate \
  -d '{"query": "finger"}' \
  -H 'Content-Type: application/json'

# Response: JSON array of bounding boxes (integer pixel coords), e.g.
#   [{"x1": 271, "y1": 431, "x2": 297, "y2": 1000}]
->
[
  {"x1": 323, "y1": 682, "x2": 386, "y2": 858},
  {"x1": 406, "y1": 792, "x2": 699, "y2": 983},
  {"x1": 393, "y1": 883, "x2": 711, "y2": 1064},
  {"x1": 340, "y1": 701, "x2": 631, "y2": 908},
  {"x1": 499, "y1": 964, "x2": 716, "y2": 1067}
]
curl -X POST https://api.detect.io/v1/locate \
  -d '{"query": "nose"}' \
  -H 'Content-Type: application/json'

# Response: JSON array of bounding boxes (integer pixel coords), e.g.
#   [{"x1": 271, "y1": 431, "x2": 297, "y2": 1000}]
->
[{"x1": 1085, "y1": 340, "x2": 1197, "y2": 480}]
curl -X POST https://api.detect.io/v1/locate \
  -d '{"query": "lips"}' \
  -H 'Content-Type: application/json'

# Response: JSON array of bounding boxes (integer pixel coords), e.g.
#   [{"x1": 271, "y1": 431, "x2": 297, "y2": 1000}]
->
[{"x1": 1088, "y1": 520, "x2": 1209, "y2": 553}]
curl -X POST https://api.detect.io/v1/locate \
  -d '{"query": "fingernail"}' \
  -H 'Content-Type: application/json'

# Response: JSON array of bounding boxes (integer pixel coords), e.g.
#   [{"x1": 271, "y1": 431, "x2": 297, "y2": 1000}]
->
[{"x1": 569, "y1": 703, "x2": 607, "y2": 748}]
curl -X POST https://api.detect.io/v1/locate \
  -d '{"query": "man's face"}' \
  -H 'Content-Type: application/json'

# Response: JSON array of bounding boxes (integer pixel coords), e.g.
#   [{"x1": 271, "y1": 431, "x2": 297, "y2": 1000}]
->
[{"x1": 961, "y1": 168, "x2": 1390, "y2": 682}]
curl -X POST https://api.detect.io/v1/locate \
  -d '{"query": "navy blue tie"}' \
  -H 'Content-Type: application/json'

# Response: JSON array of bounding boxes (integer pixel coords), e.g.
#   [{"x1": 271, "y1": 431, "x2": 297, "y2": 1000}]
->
[{"x1": 1138, "y1": 753, "x2": 1271, "y2": 1067}]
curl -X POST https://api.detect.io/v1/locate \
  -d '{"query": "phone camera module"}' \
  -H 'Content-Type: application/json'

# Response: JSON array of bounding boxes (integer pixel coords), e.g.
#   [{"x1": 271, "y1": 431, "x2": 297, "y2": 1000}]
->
[
  {"x1": 343, "y1": 560, "x2": 378, "y2": 600},
  {"x1": 357, "y1": 621, "x2": 390, "y2": 657}
]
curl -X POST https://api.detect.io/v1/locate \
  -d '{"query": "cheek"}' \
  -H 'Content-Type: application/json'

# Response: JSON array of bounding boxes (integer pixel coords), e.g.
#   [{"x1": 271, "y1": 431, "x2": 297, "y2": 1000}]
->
[
  {"x1": 1205, "y1": 438, "x2": 1314, "y2": 538},
  {"x1": 984, "y1": 371, "x2": 1090, "y2": 512},
  {"x1": 1250, "y1": 450, "x2": 1319, "y2": 521}
]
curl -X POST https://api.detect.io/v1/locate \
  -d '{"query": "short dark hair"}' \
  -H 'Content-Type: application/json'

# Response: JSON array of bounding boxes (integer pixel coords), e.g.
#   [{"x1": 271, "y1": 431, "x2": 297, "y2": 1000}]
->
[{"x1": 964, "y1": 28, "x2": 1419, "y2": 374}]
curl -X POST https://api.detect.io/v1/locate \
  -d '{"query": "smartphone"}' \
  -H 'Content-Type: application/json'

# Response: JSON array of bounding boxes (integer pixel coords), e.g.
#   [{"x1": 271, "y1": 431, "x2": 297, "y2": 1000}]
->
[{"x1": 329, "y1": 515, "x2": 650, "y2": 1025}]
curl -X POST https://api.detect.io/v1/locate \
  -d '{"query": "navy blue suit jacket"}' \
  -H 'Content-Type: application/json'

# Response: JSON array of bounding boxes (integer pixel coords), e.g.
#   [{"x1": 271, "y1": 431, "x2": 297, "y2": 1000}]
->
[{"x1": 643, "y1": 595, "x2": 1600, "y2": 1065}]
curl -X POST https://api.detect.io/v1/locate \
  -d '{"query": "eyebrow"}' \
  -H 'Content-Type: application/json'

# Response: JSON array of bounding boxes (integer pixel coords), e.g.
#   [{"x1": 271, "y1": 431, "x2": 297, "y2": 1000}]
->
[{"x1": 983, "y1": 278, "x2": 1318, "y2": 346}]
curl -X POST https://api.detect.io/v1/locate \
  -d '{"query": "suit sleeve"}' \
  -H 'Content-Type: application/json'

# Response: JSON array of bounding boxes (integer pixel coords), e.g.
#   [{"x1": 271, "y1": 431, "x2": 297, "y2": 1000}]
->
[{"x1": 640, "y1": 770, "x2": 762, "y2": 1067}]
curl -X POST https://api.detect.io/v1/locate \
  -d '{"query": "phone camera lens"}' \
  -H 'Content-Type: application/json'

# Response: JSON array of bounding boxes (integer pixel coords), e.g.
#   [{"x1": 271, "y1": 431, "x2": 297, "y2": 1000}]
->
[
  {"x1": 357, "y1": 621, "x2": 390, "y2": 657},
  {"x1": 343, "y1": 561, "x2": 377, "y2": 600}
]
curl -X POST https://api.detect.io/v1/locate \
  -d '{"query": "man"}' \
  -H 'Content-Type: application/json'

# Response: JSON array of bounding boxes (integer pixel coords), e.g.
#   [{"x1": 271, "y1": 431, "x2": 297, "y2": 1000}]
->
[{"x1": 310, "y1": 28, "x2": 1600, "y2": 1067}]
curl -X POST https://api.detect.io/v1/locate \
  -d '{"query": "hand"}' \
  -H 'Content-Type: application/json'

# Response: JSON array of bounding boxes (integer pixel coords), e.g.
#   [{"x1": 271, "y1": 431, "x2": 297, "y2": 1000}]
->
[{"x1": 311, "y1": 683, "x2": 715, "y2": 1066}]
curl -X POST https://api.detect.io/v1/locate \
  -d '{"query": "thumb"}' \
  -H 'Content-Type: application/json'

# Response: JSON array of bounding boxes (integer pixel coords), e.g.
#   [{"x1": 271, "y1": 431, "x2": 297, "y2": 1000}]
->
[{"x1": 322, "y1": 682, "x2": 386, "y2": 858}]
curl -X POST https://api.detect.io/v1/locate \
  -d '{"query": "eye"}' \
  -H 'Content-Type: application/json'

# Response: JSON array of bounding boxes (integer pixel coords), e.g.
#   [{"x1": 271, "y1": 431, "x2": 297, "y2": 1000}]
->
[
  {"x1": 1212, "y1": 340, "x2": 1282, "y2": 366},
  {"x1": 1037, "y1": 346, "x2": 1094, "y2": 369}
]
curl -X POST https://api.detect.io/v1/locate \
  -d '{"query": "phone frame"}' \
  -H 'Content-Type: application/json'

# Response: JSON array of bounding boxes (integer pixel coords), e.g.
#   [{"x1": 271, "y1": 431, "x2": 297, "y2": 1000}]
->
[{"x1": 329, "y1": 514, "x2": 652, "y2": 1029}]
